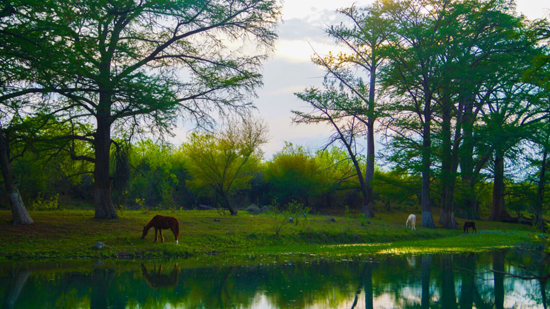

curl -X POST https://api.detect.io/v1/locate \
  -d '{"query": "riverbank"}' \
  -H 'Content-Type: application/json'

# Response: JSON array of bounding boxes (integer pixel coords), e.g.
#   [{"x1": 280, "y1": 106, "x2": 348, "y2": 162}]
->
[{"x1": 0, "y1": 209, "x2": 539, "y2": 260}]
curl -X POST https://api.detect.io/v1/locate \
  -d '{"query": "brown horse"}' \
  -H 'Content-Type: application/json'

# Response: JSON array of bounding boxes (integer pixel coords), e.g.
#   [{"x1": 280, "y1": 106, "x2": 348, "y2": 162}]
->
[{"x1": 141, "y1": 215, "x2": 180, "y2": 244}]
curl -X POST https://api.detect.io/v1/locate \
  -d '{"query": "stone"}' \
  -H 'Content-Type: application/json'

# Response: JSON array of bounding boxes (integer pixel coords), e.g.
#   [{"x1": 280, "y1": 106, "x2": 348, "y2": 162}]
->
[
  {"x1": 198, "y1": 205, "x2": 215, "y2": 210},
  {"x1": 245, "y1": 205, "x2": 262, "y2": 214},
  {"x1": 92, "y1": 242, "x2": 106, "y2": 250}
]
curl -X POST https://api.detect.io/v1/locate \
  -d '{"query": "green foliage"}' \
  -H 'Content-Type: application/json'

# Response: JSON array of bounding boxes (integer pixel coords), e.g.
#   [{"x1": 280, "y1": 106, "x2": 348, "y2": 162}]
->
[
  {"x1": 127, "y1": 140, "x2": 180, "y2": 209},
  {"x1": 31, "y1": 194, "x2": 60, "y2": 211},
  {"x1": 374, "y1": 170, "x2": 420, "y2": 210},
  {"x1": 265, "y1": 143, "x2": 323, "y2": 205},
  {"x1": 0, "y1": 0, "x2": 281, "y2": 219},
  {"x1": 182, "y1": 118, "x2": 267, "y2": 214}
]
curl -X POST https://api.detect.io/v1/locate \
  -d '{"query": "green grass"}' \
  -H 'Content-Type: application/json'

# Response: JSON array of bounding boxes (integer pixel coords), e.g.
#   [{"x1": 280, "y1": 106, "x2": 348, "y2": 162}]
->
[{"x1": 0, "y1": 209, "x2": 539, "y2": 261}]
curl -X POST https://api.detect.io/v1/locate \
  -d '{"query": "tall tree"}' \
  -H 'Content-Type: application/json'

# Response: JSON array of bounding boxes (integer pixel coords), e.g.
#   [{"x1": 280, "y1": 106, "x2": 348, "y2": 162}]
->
[
  {"x1": 182, "y1": 117, "x2": 267, "y2": 215},
  {"x1": 530, "y1": 122, "x2": 550, "y2": 230},
  {"x1": 0, "y1": 2, "x2": 34, "y2": 225},
  {"x1": 481, "y1": 79, "x2": 544, "y2": 222},
  {"x1": 1, "y1": 0, "x2": 280, "y2": 219},
  {"x1": 295, "y1": 2, "x2": 391, "y2": 217},
  {"x1": 381, "y1": 0, "x2": 452, "y2": 228},
  {"x1": 432, "y1": 0, "x2": 530, "y2": 227},
  {"x1": 0, "y1": 120, "x2": 33, "y2": 225}
]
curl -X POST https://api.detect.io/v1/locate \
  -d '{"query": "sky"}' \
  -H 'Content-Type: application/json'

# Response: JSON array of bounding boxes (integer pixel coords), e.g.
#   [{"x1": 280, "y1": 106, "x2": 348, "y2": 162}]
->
[{"x1": 172, "y1": 0, "x2": 550, "y2": 160}]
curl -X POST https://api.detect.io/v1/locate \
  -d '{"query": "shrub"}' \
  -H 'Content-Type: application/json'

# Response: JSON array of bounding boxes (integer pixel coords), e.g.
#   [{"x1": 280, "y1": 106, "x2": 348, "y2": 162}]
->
[{"x1": 269, "y1": 200, "x2": 311, "y2": 236}]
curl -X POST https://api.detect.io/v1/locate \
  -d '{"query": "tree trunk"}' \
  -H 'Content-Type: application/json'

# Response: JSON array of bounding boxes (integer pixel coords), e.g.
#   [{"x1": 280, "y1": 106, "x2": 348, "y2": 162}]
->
[
  {"x1": 91, "y1": 268, "x2": 116, "y2": 309},
  {"x1": 439, "y1": 96, "x2": 457, "y2": 229},
  {"x1": 440, "y1": 255, "x2": 457, "y2": 309},
  {"x1": 221, "y1": 191, "x2": 238, "y2": 215},
  {"x1": 94, "y1": 112, "x2": 118, "y2": 219},
  {"x1": 363, "y1": 120, "x2": 376, "y2": 218},
  {"x1": 364, "y1": 64, "x2": 377, "y2": 218},
  {"x1": 0, "y1": 127, "x2": 33, "y2": 225},
  {"x1": 536, "y1": 147, "x2": 548, "y2": 231},
  {"x1": 2, "y1": 270, "x2": 31, "y2": 309},
  {"x1": 347, "y1": 144, "x2": 373, "y2": 218},
  {"x1": 459, "y1": 254, "x2": 475, "y2": 309},
  {"x1": 459, "y1": 98, "x2": 480, "y2": 219},
  {"x1": 541, "y1": 278, "x2": 548, "y2": 309},
  {"x1": 421, "y1": 97, "x2": 436, "y2": 228},
  {"x1": 488, "y1": 148, "x2": 511, "y2": 222},
  {"x1": 421, "y1": 255, "x2": 432, "y2": 309},
  {"x1": 364, "y1": 263, "x2": 374, "y2": 309},
  {"x1": 493, "y1": 251, "x2": 505, "y2": 309}
]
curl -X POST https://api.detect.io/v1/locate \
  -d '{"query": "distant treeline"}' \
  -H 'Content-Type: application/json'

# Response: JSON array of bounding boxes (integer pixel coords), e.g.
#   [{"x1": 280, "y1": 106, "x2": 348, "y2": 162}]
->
[{"x1": 2, "y1": 137, "x2": 546, "y2": 218}]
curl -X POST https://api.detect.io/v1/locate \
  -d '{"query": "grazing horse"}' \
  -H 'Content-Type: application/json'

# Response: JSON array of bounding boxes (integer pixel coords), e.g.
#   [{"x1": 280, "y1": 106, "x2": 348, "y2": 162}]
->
[
  {"x1": 141, "y1": 215, "x2": 180, "y2": 244},
  {"x1": 406, "y1": 214, "x2": 416, "y2": 231},
  {"x1": 463, "y1": 221, "x2": 477, "y2": 234}
]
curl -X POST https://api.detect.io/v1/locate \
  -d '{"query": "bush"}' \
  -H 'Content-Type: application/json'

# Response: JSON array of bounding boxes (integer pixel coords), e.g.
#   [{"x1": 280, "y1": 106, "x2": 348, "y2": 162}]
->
[
  {"x1": 32, "y1": 194, "x2": 60, "y2": 210},
  {"x1": 268, "y1": 200, "x2": 311, "y2": 236}
]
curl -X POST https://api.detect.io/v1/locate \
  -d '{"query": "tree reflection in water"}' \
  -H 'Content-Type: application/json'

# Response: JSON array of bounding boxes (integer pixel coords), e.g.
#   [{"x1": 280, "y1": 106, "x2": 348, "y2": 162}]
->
[
  {"x1": 2, "y1": 270, "x2": 30, "y2": 309},
  {"x1": 0, "y1": 250, "x2": 548, "y2": 308}
]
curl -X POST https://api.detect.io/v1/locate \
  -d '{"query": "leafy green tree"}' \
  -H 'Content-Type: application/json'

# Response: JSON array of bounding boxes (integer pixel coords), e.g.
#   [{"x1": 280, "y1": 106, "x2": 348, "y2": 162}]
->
[
  {"x1": 265, "y1": 143, "x2": 323, "y2": 208},
  {"x1": 182, "y1": 118, "x2": 267, "y2": 215},
  {"x1": 431, "y1": 0, "x2": 537, "y2": 226},
  {"x1": 380, "y1": 0, "x2": 544, "y2": 226},
  {"x1": 532, "y1": 122, "x2": 550, "y2": 230},
  {"x1": 127, "y1": 140, "x2": 179, "y2": 209},
  {"x1": 477, "y1": 69, "x2": 546, "y2": 222},
  {"x1": 452, "y1": 0, "x2": 532, "y2": 220},
  {"x1": 325, "y1": 3, "x2": 392, "y2": 218},
  {"x1": 381, "y1": 0, "x2": 451, "y2": 228},
  {"x1": 295, "y1": 2, "x2": 391, "y2": 217},
  {"x1": 375, "y1": 170, "x2": 421, "y2": 211},
  {"x1": 313, "y1": 146, "x2": 361, "y2": 207},
  {"x1": 0, "y1": 0, "x2": 281, "y2": 219}
]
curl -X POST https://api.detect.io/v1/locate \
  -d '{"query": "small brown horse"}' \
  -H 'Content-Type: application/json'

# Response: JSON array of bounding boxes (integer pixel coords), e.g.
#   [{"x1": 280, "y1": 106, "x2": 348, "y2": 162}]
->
[{"x1": 141, "y1": 215, "x2": 180, "y2": 244}]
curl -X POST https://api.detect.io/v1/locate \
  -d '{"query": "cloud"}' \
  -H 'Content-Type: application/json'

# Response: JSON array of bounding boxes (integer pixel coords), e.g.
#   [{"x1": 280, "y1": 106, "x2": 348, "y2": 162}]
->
[{"x1": 261, "y1": 116, "x2": 334, "y2": 159}]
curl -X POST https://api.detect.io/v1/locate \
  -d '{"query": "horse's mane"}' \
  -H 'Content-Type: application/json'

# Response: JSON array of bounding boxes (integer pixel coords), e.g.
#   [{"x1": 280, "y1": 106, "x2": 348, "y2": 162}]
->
[{"x1": 144, "y1": 215, "x2": 158, "y2": 228}]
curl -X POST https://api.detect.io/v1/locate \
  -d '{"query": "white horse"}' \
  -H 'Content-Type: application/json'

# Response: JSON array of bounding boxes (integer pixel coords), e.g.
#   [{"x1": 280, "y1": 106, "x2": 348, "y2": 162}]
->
[{"x1": 406, "y1": 214, "x2": 416, "y2": 231}]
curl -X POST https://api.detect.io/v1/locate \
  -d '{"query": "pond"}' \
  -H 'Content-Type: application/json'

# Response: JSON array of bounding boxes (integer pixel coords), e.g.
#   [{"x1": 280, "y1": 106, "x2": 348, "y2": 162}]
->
[{"x1": 0, "y1": 249, "x2": 548, "y2": 308}]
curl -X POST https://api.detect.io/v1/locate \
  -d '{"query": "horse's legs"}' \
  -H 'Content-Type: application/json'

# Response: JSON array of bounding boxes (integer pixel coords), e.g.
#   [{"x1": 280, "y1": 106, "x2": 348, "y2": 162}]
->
[
  {"x1": 160, "y1": 229, "x2": 164, "y2": 242},
  {"x1": 154, "y1": 228, "x2": 158, "y2": 242}
]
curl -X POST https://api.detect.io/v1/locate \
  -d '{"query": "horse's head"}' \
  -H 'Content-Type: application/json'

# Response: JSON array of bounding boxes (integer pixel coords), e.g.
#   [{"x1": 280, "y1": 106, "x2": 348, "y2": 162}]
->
[{"x1": 141, "y1": 226, "x2": 149, "y2": 239}]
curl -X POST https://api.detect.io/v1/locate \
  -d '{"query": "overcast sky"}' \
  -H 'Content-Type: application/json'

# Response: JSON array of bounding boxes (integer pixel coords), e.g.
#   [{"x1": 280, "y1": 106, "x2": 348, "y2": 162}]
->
[{"x1": 172, "y1": 0, "x2": 550, "y2": 159}]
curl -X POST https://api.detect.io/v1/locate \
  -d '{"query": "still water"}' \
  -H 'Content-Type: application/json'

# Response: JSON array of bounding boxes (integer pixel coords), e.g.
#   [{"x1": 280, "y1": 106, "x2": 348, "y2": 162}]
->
[{"x1": 0, "y1": 250, "x2": 548, "y2": 308}]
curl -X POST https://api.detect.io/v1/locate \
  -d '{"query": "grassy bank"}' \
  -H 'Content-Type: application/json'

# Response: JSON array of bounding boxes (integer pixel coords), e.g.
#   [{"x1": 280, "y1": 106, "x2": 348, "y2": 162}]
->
[{"x1": 0, "y1": 209, "x2": 538, "y2": 260}]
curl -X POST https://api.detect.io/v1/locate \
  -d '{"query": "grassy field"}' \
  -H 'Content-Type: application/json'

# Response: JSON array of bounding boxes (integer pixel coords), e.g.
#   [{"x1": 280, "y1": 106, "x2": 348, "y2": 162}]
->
[{"x1": 0, "y1": 209, "x2": 539, "y2": 261}]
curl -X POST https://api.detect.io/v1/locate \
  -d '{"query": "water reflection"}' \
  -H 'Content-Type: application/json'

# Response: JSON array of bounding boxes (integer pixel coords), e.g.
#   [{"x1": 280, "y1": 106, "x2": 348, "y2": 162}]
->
[
  {"x1": 0, "y1": 250, "x2": 548, "y2": 308},
  {"x1": 140, "y1": 264, "x2": 179, "y2": 289}
]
